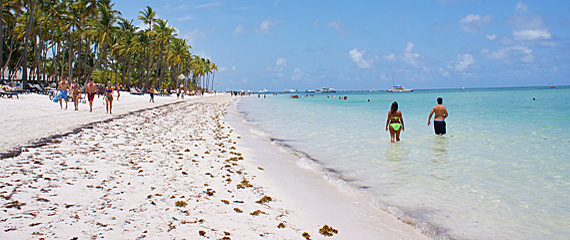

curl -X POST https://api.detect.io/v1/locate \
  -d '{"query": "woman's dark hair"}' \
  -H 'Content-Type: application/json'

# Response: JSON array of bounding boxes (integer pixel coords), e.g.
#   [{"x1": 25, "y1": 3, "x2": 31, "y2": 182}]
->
[{"x1": 391, "y1": 101, "x2": 398, "y2": 114}]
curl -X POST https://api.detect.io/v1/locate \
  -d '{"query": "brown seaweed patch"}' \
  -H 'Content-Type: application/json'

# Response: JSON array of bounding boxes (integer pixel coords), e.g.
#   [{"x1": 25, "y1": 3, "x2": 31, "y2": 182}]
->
[
  {"x1": 277, "y1": 223, "x2": 286, "y2": 228},
  {"x1": 250, "y1": 210, "x2": 267, "y2": 216},
  {"x1": 255, "y1": 196, "x2": 273, "y2": 204},
  {"x1": 319, "y1": 225, "x2": 338, "y2": 236},
  {"x1": 221, "y1": 200, "x2": 230, "y2": 204},
  {"x1": 236, "y1": 179, "x2": 253, "y2": 189},
  {"x1": 233, "y1": 208, "x2": 243, "y2": 213},
  {"x1": 175, "y1": 201, "x2": 187, "y2": 207},
  {"x1": 302, "y1": 232, "x2": 311, "y2": 240}
]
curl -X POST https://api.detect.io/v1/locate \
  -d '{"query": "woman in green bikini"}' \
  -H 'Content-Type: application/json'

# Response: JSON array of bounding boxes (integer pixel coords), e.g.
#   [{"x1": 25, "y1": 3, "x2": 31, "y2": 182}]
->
[{"x1": 385, "y1": 101, "x2": 404, "y2": 142}]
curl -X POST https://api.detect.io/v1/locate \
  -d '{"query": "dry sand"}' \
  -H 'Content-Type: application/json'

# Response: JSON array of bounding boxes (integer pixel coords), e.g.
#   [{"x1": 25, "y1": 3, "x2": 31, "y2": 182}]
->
[{"x1": 0, "y1": 92, "x2": 427, "y2": 239}]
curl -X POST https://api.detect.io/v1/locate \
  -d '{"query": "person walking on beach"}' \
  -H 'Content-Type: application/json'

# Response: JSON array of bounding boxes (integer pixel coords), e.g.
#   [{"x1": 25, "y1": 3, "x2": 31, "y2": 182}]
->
[
  {"x1": 57, "y1": 77, "x2": 70, "y2": 109},
  {"x1": 85, "y1": 79, "x2": 97, "y2": 112},
  {"x1": 149, "y1": 86, "x2": 155, "y2": 103},
  {"x1": 105, "y1": 82, "x2": 114, "y2": 114},
  {"x1": 71, "y1": 81, "x2": 81, "y2": 111},
  {"x1": 385, "y1": 101, "x2": 404, "y2": 142},
  {"x1": 428, "y1": 97, "x2": 448, "y2": 135},
  {"x1": 116, "y1": 84, "x2": 121, "y2": 101}
]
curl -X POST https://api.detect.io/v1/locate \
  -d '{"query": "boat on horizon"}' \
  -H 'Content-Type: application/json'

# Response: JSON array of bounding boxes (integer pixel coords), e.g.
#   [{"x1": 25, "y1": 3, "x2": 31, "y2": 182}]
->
[
  {"x1": 548, "y1": 84, "x2": 556, "y2": 88},
  {"x1": 315, "y1": 87, "x2": 336, "y2": 93},
  {"x1": 387, "y1": 76, "x2": 413, "y2": 92}
]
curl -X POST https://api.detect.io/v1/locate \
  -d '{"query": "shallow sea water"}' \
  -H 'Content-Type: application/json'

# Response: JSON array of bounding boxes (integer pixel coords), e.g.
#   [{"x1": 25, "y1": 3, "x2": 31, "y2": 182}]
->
[{"x1": 237, "y1": 87, "x2": 570, "y2": 240}]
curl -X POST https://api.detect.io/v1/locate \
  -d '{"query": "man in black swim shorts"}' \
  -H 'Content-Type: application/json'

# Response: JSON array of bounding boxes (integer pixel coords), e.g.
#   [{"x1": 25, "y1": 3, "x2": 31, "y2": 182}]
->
[{"x1": 428, "y1": 97, "x2": 448, "y2": 135}]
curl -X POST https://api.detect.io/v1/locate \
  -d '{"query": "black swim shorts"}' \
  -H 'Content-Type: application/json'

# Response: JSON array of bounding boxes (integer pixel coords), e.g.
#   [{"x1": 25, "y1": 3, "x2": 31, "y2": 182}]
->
[{"x1": 434, "y1": 120, "x2": 446, "y2": 135}]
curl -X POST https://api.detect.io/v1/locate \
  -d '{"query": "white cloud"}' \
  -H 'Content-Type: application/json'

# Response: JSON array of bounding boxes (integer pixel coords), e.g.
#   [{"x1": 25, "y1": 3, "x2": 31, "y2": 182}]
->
[
  {"x1": 384, "y1": 53, "x2": 396, "y2": 61},
  {"x1": 513, "y1": 29, "x2": 551, "y2": 41},
  {"x1": 274, "y1": 57, "x2": 287, "y2": 72},
  {"x1": 327, "y1": 19, "x2": 346, "y2": 35},
  {"x1": 454, "y1": 53, "x2": 476, "y2": 71},
  {"x1": 193, "y1": 2, "x2": 223, "y2": 9},
  {"x1": 218, "y1": 66, "x2": 227, "y2": 72},
  {"x1": 439, "y1": 67, "x2": 450, "y2": 77},
  {"x1": 486, "y1": 34, "x2": 497, "y2": 40},
  {"x1": 481, "y1": 46, "x2": 535, "y2": 63},
  {"x1": 233, "y1": 24, "x2": 245, "y2": 35},
  {"x1": 349, "y1": 48, "x2": 373, "y2": 69},
  {"x1": 459, "y1": 14, "x2": 492, "y2": 33},
  {"x1": 182, "y1": 28, "x2": 202, "y2": 46},
  {"x1": 291, "y1": 68, "x2": 303, "y2": 81},
  {"x1": 401, "y1": 42, "x2": 421, "y2": 67},
  {"x1": 515, "y1": 1, "x2": 528, "y2": 13},
  {"x1": 508, "y1": 1, "x2": 553, "y2": 44},
  {"x1": 258, "y1": 20, "x2": 276, "y2": 33},
  {"x1": 178, "y1": 15, "x2": 194, "y2": 21}
]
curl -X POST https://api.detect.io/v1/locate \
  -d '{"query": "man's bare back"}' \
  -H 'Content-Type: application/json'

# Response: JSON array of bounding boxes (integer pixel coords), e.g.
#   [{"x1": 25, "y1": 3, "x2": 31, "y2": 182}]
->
[{"x1": 432, "y1": 105, "x2": 448, "y2": 121}]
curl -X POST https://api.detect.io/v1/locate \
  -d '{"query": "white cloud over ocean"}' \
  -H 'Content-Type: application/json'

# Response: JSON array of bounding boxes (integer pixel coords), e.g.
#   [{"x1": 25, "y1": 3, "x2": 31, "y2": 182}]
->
[{"x1": 349, "y1": 48, "x2": 373, "y2": 69}]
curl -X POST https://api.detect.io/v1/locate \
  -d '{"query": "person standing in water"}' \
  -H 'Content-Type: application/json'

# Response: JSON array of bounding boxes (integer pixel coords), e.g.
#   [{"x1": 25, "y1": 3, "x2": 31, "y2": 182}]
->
[
  {"x1": 428, "y1": 97, "x2": 448, "y2": 135},
  {"x1": 385, "y1": 101, "x2": 404, "y2": 142}
]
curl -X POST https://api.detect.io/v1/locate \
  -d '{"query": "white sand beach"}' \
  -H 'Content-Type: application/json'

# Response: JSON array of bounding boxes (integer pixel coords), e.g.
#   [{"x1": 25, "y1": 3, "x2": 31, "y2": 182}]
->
[{"x1": 0, "y1": 93, "x2": 426, "y2": 239}]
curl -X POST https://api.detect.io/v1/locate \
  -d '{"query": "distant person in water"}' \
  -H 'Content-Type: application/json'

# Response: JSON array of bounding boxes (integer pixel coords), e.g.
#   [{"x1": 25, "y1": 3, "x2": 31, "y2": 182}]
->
[
  {"x1": 105, "y1": 82, "x2": 114, "y2": 114},
  {"x1": 385, "y1": 101, "x2": 404, "y2": 142},
  {"x1": 428, "y1": 97, "x2": 448, "y2": 135}
]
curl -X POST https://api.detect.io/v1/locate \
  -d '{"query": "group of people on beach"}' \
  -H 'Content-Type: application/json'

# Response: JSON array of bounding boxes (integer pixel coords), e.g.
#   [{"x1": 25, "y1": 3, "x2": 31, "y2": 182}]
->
[
  {"x1": 56, "y1": 78, "x2": 119, "y2": 114},
  {"x1": 385, "y1": 97, "x2": 448, "y2": 142}
]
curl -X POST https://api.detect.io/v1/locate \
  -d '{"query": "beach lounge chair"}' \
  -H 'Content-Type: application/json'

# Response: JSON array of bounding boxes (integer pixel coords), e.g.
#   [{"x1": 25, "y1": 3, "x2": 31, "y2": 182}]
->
[
  {"x1": 130, "y1": 88, "x2": 143, "y2": 95},
  {"x1": 0, "y1": 89, "x2": 19, "y2": 99}
]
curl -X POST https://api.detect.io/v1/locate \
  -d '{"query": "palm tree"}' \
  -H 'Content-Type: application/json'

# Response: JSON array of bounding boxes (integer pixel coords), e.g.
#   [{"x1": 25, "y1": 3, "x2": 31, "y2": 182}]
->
[
  {"x1": 85, "y1": 4, "x2": 119, "y2": 81},
  {"x1": 137, "y1": 5, "x2": 155, "y2": 91},
  {"x1": 168, "y1": 37, "x2": 191, "y2": 89}
]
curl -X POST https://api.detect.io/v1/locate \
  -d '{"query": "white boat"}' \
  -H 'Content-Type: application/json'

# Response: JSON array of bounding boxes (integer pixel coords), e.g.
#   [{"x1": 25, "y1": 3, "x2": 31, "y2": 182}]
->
[
  {"x1": 387, "y1": 77, "x2": 413, "y2": 92},
  {"x1": 315, "y1": 87, "x2": 336, "y2": 93},
  {"x1": 284, "y1": 89, "x2": 297, "y2": 93}
]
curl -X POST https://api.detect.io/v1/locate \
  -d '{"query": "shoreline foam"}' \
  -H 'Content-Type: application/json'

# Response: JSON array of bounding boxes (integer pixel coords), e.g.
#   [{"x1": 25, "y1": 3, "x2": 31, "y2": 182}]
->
[{"x1": 226, "y1": 97, "x2": 427, "y2": 239}]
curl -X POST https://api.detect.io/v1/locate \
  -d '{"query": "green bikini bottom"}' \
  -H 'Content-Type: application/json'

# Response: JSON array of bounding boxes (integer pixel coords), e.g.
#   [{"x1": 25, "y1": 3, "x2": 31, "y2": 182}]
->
[{"x1": 390, "y1": 123, "x2": 402, "y2": 131}]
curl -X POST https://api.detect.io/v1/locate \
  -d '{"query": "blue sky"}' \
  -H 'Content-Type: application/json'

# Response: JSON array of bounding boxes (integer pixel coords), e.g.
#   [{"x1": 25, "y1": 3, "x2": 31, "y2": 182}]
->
[{"x1": 115, "y1": 0, "x2": 570, "y2": 91}]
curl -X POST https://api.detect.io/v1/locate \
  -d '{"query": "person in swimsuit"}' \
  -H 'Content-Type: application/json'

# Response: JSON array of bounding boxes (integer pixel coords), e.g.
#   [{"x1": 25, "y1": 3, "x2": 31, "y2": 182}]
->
[
  {"x1": 85, "y1": 79, "x2": 97, "y2": 112},
  {"x1": 385, "y1": 101, "x2": 404, "y2": 142},
  {"x1": 428, "y1": 97, "x2": 448, "y2": 135},
  {"x1": 149, "y1": 86, "x2": 155, "y2": 103},
  {"x1": 115, "y1": 84, "x2": 121, "y2": 101},
  {"x1": 57, "y1": 77, "x2": 70, "y2": 109},
  {"x1": 71, "y1": 81, "x2": 81, "y2": 111},
  {"x1": 105, "y1": 82, "x2": 114, "y2": 114}
]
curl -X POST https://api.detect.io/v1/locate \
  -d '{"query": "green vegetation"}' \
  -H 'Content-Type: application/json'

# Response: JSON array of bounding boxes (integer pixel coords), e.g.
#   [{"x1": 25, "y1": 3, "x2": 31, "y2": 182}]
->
[{"x1": 1, "y1": 0, "x2": 218, "y2": 92}]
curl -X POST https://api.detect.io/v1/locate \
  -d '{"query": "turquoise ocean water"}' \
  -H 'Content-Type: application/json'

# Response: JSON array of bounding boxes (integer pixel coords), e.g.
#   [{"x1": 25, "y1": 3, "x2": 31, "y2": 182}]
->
[{"x1": 237, "y1": 87, "x2": 570, "y2": 240}]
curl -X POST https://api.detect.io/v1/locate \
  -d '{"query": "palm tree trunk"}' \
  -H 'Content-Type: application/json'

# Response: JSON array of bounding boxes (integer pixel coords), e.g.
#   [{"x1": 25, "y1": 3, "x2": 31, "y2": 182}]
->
[
  {"x1": 22, "y1": 0, "x2": 38, "y2": 87},
  {"x1": 83, "y1": 36, "x2": 91, "y2": 85},
  {"x1": 68, "y1": 26, "x2": 74, "y2": 82},
  {"x1": 0, "y1": 0, "x2": 4, "y2": 78}
]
